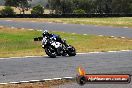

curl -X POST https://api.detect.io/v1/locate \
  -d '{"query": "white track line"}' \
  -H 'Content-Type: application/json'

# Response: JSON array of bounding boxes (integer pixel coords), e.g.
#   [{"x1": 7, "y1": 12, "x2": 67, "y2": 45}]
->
[
  {"x1": 81, "y1": 24, "x2": 84, "y2": 25},
  {"x1": 0, "y1": 83, "x2": 8, "y2": 85},
  {"x1": 31, "y1": 21, "x2": 36, "y2": 22},
  {"x1": 107, "y1": 51, "x2": 118, "y2": 53},
  {"x1": 19, "y1": 81, "x2": 30, "y2": 83},
  {"x1": 42, "y1": 79, "x2": 53, "y2": 81},
  {"x1": 37, "y1": 30, "x2": 42, "y2": 31},
  {"x1": 9, "y1": 82, "x2": 20, "y2": 84},
  {"x1": 121, "y1": 37, "x2": 125, "y2": 39},
  {"x1": 124, "y1": 27, "x2": 128, "y2": 29},
  {"x1": 0, "y1": 26, "x2": 4, "y2": 28},
  {"x1": 28, "y1": 29, "x2": 34, "y2": 31},
  {"x1": 52, "y1": 78, "x2": 62, "y2": 80},
  {"x1": 0, "y1": 50, "x2": 132, "y2": 59},
  {"x1": 21, "y1": 28, "x2": 25, "y2": 30},
  {"x1": 11, "y1": 27, "x2": 15, "y2": 29},
  {"x1": 77, "y1": 53, "x2": 89, "y2": 55},
  {"x1": 0, "y1": 77, "x2": 75, "y2": 85},
  {"x1": 121, "y1": 50, "x2": 131, "y2": 52},
  {"x1": 10, "y1": 57, "x2": 26, "y2": 59},
  {"x1": 24, "y1": 56, "x2": 44, "y2": 58},
  {"x1": 48, "y1": 22, "x2": 52, "y2": 23},
  {"x1": 29, "y1": 80, "x2": 41, "y2": 82},
  {"x1": 110, "y1": 36, "x2": 115, "y2": 38},
  {"x1": 6, "y1": 20, "x2": 12, "y2": 22},
  {"x1": 83, "y1": 34, "x2": 87, "y2": 35},
  {"x1": 88, "y1": 52, "x2": 102, "y2": 54},
  {"x1": 63, "y1": 23, "x2": 67, "y2": 24},
  {"x1": 72, "y1": 33, "x2": 76, "y2": 35},
  {"x1": 98, "y1": 35, "x2": 103, "y2": 37},
  {"x1": 63, "y1": 77, "x2": 74, "y2": 79}
]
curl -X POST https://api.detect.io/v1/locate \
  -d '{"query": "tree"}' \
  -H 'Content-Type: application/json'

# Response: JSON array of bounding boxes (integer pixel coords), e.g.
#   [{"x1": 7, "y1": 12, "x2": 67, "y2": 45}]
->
[
  {"x1": 48, "y1": 0, "x2": 62, "y2": 14},
  {"x1": 0, "y1": 6, "x2": 15, "y2": 15},
  {"x1": 112, "y1": 0, "x2": 132, "y2": 13},
  {"x1": 48, "y1": 0, "x2": 90, "y2": 14},
  {"x1": 31, "y1": 5, "x2": 44, "y2": 15},
  {"x1": 48, "y1": 0, "x2": 75, "y2": 14},
  {"x1": 4, "y1": 0, "x2": 32, "y2": 14},
  {"x1": 48, "y1": 0, "x2": 132, "y2": 14},
  {"x1": 74, "y1": 0, "x2": 94, "y2": 13},
  {"x1": 5, "y1": 0, "x2": 17, "y2": 6},
  {"x1": 94, "y1": 0, "x2": 112, "y2": 13}
]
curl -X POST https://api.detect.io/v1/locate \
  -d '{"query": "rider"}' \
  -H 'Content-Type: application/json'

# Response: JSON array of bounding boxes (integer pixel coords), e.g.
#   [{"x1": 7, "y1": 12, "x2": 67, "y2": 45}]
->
[{"x1": 42, "y1": 30, "x2": 65, "y2": 45}]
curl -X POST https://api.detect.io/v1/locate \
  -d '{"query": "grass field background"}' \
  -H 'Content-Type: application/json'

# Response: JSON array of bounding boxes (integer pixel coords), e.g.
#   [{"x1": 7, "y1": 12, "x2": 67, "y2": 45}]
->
[
  {"x1": 0, "y1": 27, "x2": 132, "y2": 58},
  {"x1": 1, "y1": 17, "x2": 132, "y2": 27}
]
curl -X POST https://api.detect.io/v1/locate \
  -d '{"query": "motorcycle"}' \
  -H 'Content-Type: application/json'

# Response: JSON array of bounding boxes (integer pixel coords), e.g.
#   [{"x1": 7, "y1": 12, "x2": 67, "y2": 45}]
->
[{"x1": 42, "y1": 36, "x2": 76, "y2": 58}]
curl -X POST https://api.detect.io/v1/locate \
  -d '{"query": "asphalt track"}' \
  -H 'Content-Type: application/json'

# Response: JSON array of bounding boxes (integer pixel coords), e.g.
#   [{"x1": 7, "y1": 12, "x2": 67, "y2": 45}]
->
[
  {"x1": 0, "y1": 51, "x2": 132, "y2": 84},
  {"x1": 0, "y1": 20, "x2": 132, "y2": 38},
  {"x1": 0, "y1": 20, "x2": 132, "y2": 87}
]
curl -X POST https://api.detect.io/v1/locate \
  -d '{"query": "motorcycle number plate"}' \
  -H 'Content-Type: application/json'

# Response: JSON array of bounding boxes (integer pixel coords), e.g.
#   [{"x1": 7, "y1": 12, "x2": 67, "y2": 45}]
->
[{"x1": 51, "y1": 42, "x2": 61, "y2": 48}]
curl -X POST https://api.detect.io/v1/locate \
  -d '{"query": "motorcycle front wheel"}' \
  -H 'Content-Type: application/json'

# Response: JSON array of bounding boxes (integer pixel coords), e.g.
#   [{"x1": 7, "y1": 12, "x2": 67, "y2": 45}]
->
[
  {"x1": 67, "y1": 45, "x2": 76, "y2": 56},
  {"x1": 45, "y1": 46, "x2": 57, "y2": 58}
]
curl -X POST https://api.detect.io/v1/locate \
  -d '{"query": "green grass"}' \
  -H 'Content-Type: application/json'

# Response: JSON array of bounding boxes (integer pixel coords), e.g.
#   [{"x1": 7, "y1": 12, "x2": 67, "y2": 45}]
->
[
  {"x1": 1, "y1": 27, "x2": 132, "y2": 58},
  {"x1": 1, "y1": 17, "x2": 132, "y2": 27},
  {"x1": 0, "y1": 27, "x2": 43, "y2": 57}
]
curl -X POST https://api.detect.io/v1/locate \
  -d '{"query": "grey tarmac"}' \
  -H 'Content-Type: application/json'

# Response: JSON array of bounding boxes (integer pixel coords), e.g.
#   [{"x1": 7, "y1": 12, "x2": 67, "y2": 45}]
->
[
  {"x1": 0, "y1": 20, "x2": 132, "y2": 38},
  {"x1": 0, "y1": 51, "x2": 132, "y2": 84}
]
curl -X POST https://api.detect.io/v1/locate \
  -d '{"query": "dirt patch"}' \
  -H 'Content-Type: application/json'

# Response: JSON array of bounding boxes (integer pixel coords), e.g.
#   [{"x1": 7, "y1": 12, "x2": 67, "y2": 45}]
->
[{"x1": 0, "y1": 80, "x2": 75, "y2": 88}]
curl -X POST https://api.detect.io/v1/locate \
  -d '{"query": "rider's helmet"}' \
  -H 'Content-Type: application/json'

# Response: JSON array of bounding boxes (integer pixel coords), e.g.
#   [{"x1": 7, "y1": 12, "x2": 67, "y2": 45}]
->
[{"x1": 42, "y1": 30, "x2": 49, "y2": 37}]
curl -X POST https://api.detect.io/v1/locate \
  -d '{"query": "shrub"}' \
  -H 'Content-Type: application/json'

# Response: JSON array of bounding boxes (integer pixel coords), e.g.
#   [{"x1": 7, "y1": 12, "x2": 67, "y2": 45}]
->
[
  {"x1": 73, "y1": 9, "x2": 86, "y2": 14},
  {"x1": 0, "y1": 6, "x2": 15, "y2": 16},
  {"x1": 31, "y1": 5, "x2": 44, "y2": 15}
]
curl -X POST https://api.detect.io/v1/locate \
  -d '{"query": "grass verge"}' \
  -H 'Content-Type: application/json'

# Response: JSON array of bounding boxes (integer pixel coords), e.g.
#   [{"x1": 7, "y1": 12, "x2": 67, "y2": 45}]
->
[
  {"x1": 0, "y1": 27, "x2": 132, "y2": 58},
  {"x1": 0, "y1": 17, "x2": 132, "y2": 27}
]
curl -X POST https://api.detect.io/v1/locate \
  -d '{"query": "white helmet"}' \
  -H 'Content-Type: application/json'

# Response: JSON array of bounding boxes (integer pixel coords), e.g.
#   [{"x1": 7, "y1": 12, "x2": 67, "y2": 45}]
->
[{"x1": 42, "y1": 30, "x2": 49, "y2": 36}]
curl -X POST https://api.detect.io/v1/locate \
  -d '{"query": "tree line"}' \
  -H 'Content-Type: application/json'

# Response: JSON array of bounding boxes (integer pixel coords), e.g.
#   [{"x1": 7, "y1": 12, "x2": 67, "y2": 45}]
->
[
  {"x1": 48, "y1": 0, "x2": 132, "y2": 14},
  {"x1": 0, "y1": 0, "x2": 132, "y2": 15}
]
